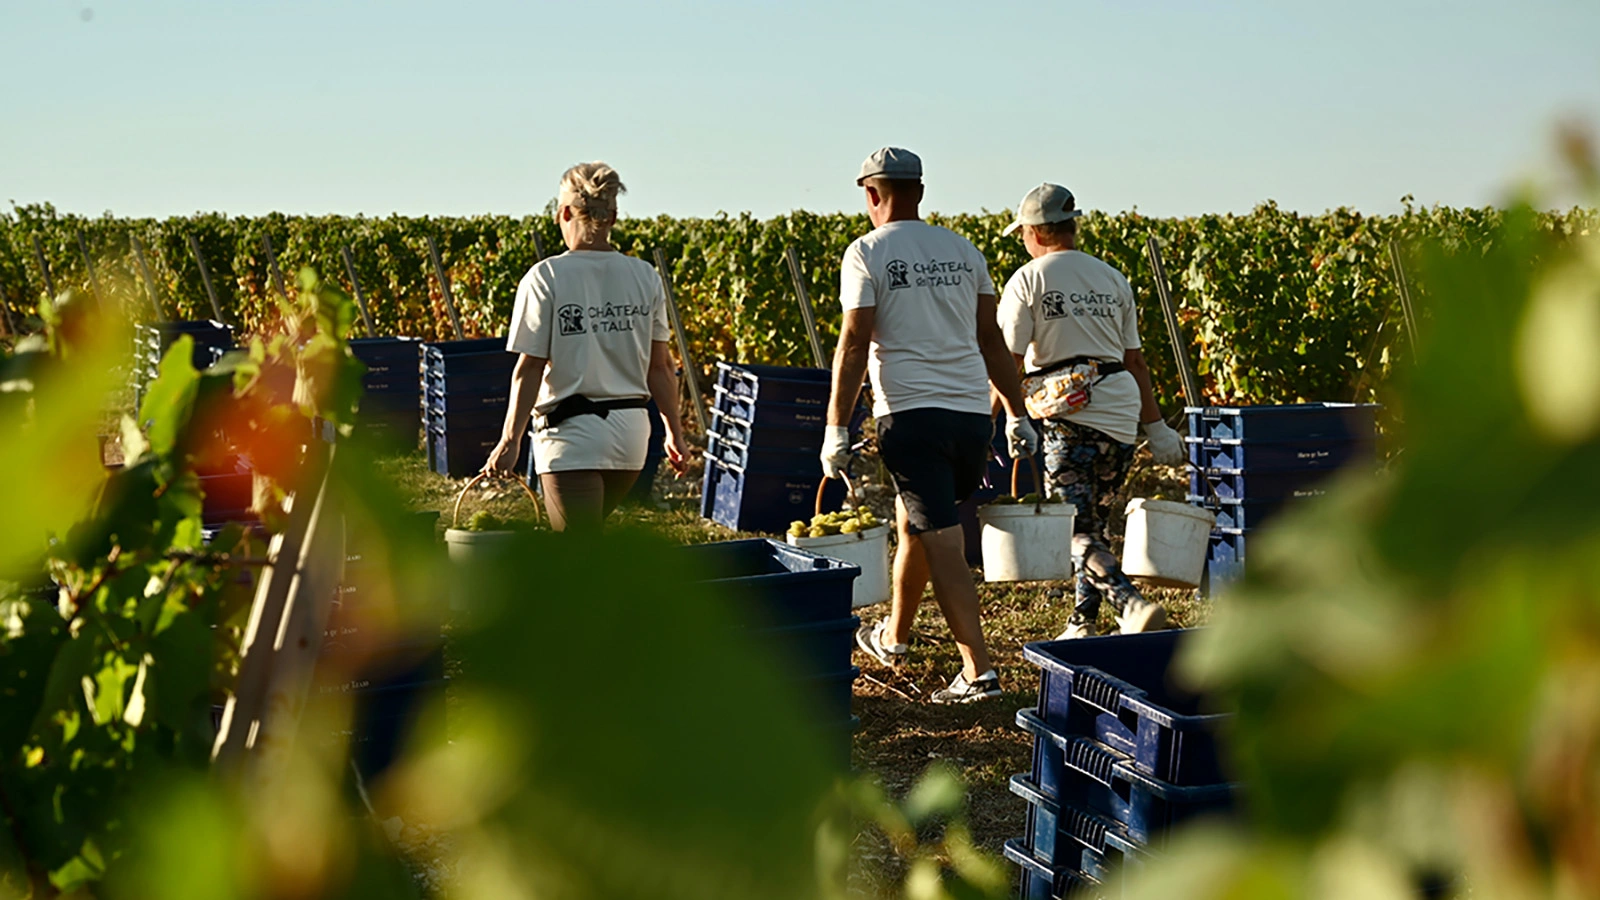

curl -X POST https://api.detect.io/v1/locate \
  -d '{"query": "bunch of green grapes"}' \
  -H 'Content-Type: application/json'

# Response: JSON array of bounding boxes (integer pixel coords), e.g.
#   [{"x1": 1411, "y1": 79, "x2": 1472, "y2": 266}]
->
[{"x1": 788, "y1": 507, "x2": 881, "y2": 538}]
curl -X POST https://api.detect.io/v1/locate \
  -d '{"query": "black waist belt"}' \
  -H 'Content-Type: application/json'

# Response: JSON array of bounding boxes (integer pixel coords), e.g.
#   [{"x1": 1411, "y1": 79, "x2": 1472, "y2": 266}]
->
[
  {"x1": 1025, "y1": 355, "x2": 1126, "y2": 379},
  {"x1": 538, "y1": 395, "x2": 650, "y2": 430}
]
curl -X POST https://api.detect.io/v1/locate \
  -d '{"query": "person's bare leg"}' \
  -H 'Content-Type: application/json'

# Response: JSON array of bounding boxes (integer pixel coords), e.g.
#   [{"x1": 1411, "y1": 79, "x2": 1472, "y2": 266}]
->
[
  {"x1": 887, "y1": 495, "x2": 928, "y2": 646},
  {"x1": 539, "y1": 471, "x2": 606, "y2": 532},
  {"x1": 599, "y1": 469, "x2": 643, "y2": 518},
  {"x1": 917, "y1": 524, "x2": 994, "y2": 679}
]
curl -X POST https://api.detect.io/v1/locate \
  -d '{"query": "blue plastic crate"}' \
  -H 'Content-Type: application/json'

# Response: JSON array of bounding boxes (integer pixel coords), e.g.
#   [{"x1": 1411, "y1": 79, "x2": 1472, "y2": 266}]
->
[
  {"x1": 423, "y1": 366, "x2": 515, "y2": 395},
  {"x1": 1024, "y1": 630, "x2": 1227, "y2": 787},
  {"x1": 359, "y1": 389, "x2": 423, "y2": 415},
  {"x1": 350, "y1": 336, "x2": 422, "y2": 378},
  {"x1": 1185, "y1": 403, "x2": 1379, "y2": 443},
  {"x1": 429, "y1": 427, "x2": 523, "y2": 478},
  {"x1": 710, "y1": 407, "x2": 826, "y2": 452},
  {"x1": 711, "y1": 384, "x2": 831, "y2": 430},
  {"x1": 1184, "y1": 437, "x2": 1373, "y2": 471},
  {"x1": 1186, "y1": 495, "x2": 1287, "y2": 531},
  {"x1": 794, "y1": 665, "x2": 859, "y2": 723},
  {"x1": 1019, "y1": 709, "x2": 1235, "y2": 845},
  {"x1": 1003, "y1": 838, "x2": 1099, "y2": 900},
  {"x1": 426, "y1": 384, "x2": 513, "y2": 413},
  {"x1": 1013, "y1": 774, "x2": 1127, "y2": 880},
  {"x1": 700, "y1": 457, "x2": 844, "y2": 534},
  {"x1": 752, "y1": 615, "x2": 860, "y2": 678},
  {"x1": 705, "y1": 432, "x2": 824, "y2": 477},
  {"x1": 426, "y1": 406, "x2": 510, "y2": 434},
  {"x1": 1207, "y1": 529, "x2": 1248, "y2": 591},
  {"x1": 715, "y1": 361, "x2": 831, "y2": 407},
  {"x1": 422, "y1": 339, "x2": 514, "y2": 376},
  {"x1": 1188, "y1": 466, "x2": 1337, "y2": 504},
  {"x1": 680, "y1": 538, "x2": 859, "y2": 629}
]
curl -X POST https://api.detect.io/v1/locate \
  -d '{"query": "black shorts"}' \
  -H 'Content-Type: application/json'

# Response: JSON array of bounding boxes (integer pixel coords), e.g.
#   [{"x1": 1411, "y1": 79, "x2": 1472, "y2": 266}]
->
[{"x1": 877, "y1": 408, "x2": 993, "y2": 534}]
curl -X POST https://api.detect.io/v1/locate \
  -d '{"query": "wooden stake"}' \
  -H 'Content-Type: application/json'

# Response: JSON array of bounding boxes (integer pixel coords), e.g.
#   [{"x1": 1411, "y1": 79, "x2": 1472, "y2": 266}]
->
[
  {"x1": 31, "y1": 235, "x2": 56, "y2": 299},
  {"x1": 784, "y1": 246, "x2": 829, "y2": 370},
  {"x1": 652, "y1": 248, "x2": 709, "y2": 434},
  {"x1": 425, "y1": 235, "x2": 465, "y2": 340},
  {"x1": 1144, "y1": 235, "x2": 1204, "y2": 409},
  {"x1": 531, "y1": 230, "x2": 546, "y2": 262},
  {"x1": 340, "y1": 245, "x2": 376, "y2": 338},
  {"x1": 1388, "y1": 239, "x2": 1420, "y2": 358},
  {"x1": 212, "y1": 444, "x2": 342, "y2": 782},
  {"x1": 129, "y1": 235, "x2": 165, "y2": 321},
  {"x1": 262, "y1": 233, "x2": 289, "y2": 300},
  {"x1": 185, "y1": 233, "x2": 226, "y2": 323},
  {"x1": 76, "y1": 230, "x2": 103, "y2": 306}
]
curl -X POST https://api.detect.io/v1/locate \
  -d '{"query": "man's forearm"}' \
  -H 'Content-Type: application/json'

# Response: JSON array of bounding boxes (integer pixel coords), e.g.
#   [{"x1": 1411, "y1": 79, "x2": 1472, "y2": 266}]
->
[
  {"x1": 980, "y1": 337, "x2": 1026, "y2": 417},
  {"x1": 501, "y1": 355, "x2": 545, "y2": 445},
  {"x1": 828, "y1": 342, "x2": 869, "y2": 427}
]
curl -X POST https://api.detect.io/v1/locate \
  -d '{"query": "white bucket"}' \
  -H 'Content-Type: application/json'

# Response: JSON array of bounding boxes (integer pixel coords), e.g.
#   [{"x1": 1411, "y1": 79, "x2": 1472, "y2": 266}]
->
[
  {"x1": 978, "y1": 501, "x2": 1077, "y2": 582},
  {"x1": 1121, "y1": 499, "x2": 1216, "y2": 589},
  {"x1": 788, "y1": 524, "x2": 892, "y2": 608},
  {"x1": 443, "y1": 528, "x2": 519, "y2": 565}
]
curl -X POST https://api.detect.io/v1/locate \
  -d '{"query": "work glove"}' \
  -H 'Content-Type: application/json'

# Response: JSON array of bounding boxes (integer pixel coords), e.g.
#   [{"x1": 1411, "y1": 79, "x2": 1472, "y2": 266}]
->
[
  {"x1": 1004, "y1": 415, "x2": 1039, "y2": 460},
  {"x1": 1141, "y1": 418, "x2": 1184, "y2": 466},
  {"x1": 820, "y1": 425, "x2": 852, "y2": 479}
]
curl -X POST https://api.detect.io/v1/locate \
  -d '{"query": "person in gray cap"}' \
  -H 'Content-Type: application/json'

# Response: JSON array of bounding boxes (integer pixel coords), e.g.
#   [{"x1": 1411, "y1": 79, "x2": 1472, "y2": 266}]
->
[
  {"x1": 823, "y1": 147, "x2": 1036, "y2": 704},
  {"x1": 995, "y1": 182, "x2": 1184, "y2": 639}
]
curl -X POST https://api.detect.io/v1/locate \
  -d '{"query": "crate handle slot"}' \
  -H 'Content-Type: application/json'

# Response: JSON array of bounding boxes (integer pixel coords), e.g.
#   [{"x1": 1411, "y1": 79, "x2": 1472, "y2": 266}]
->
[
  {"x1": 1072, "y1": 670, "x2": 1125, "y2": 716},
  {"x1": 1062, "y1": 736, "x2": 1118, "y2": 788},
  {"x1": 1062, "y1": 805, "x2": 1108, "y2": 851}
]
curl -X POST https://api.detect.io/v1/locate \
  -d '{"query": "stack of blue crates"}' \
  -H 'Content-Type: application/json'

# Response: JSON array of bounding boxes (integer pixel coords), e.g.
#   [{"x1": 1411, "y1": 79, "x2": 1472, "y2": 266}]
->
[
  {"x1": 132, "y1": 320, "x2": 233, "y2": 406},
  {"x1": 702, "y1": 362, "x2": 848, "y2": 534},
  {"x1": 1006, "y1": 631, "x2": 1235, "y2": 897},
  {"x1": 1185, "y1": 403, "x2": 1379, "y2": 593},
  {"x1": 349, "y1": 337, "x2": 423, "y2": 449},
  {"x1": 423, "y1": 338, "x2": 521, "y2": 477},
  {"x1": 679, "y1": 538, "x2": 861, "y2": 766},
  {"x1": 320, "y1": 511, "x2": 446, "y2": 779}
]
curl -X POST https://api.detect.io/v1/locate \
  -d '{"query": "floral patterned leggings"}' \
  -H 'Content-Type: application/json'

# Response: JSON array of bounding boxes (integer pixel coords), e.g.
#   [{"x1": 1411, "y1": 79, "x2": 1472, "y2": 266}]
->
[{"x1": 1041, "y1": 419, "x2": 1145, "y2": 619}]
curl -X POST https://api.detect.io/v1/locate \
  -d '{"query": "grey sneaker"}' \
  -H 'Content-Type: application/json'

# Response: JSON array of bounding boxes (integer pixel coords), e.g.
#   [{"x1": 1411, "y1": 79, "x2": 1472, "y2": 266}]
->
[
  {"x1": 1055, "y1": 612, "x2": 1098, "y2": 641},
  {"x1": 1116, "y1": 596, "x2": 1168, "y2": 634},
  {"x1": 929, "y1": 669, "x2": 1002, "y2": 705},
  {"x1": 855, "y1": 619, "x2": 908, "y2": 667}
]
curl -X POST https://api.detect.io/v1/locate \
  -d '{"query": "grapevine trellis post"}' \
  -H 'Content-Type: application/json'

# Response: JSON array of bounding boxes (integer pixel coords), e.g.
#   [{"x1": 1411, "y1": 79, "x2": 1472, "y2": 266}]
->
[
  {"x1": 31, "y1": 235, "x2": 56, "y2": 299},
  {"x1": 76, "y1": 230, "x2": 103, "y2": 309},
  {"x1": 784, "y1": 246, "x2": 829, "y2": 370},
  {"x1": 130, "y1": 235, "x2": 165, "y2": 321},
  {"x1": 425, "y1": 235, "x2": 465, "y2": 340},
  {"x1": 1145, "y1": 235, "x2": 1204, "y2": 410},
  {"x1": 262, "y1": 233, "x2": 289, "y2": 300},
  {"x1": 1388, "y1": 239, "x2": 1420, "y2": 349},
  {"x1": 186, "y1": 232, "x2": 226, "y2": 323},
  {"x1": 653, "y1": 247, "x2": 708, "y2": 434},
  {"x1": 340, "y1": 245, "x2": 376, "y2": 338}
]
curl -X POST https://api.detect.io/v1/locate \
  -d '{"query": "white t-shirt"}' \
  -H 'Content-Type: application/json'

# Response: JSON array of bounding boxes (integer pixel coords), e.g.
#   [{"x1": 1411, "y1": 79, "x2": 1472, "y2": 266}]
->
[
  {"x1": 839, "y1": 220, "x2": 996, "y2": 418},
  {"x1": 507, "y1": 250, "x2": 671, "y2": 471},
  {"x1": 998, "y1": 249, "x2": 1143, "y2": 445}
]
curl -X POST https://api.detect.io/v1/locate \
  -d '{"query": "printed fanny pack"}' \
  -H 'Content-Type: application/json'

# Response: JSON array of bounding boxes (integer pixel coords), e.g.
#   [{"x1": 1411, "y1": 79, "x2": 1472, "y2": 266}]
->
[{"x1": 1021, "y1": 356, "x2": 1125, "y2": 420}]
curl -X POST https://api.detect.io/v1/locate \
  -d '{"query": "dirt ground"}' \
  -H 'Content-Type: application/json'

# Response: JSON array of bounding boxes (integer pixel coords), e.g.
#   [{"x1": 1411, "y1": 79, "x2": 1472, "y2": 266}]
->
[{"x1": 387, "y1": 438, "x2": 1206, "y2": 894}]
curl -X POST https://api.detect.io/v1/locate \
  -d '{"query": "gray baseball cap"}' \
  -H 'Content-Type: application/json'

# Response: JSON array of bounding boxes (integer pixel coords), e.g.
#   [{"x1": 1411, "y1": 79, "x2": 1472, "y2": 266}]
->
[
  {"x1": 1003, "y1": 183, "x2": 1085, "y2": 236},
  {"x1": 856, "y1": 147, "x2": 922, "y2": 185}
]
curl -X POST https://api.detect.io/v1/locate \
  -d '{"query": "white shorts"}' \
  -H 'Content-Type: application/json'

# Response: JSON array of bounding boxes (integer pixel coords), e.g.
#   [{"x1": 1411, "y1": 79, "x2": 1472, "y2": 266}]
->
[{"x1": 532, "y1": 407, "x2": 649, "y2": 474}]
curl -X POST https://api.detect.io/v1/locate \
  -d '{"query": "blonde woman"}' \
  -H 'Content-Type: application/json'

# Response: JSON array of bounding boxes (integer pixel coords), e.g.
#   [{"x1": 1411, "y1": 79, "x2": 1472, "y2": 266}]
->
[{"x1": 483, "y1": 162, "x2": 688, "y2": 530}]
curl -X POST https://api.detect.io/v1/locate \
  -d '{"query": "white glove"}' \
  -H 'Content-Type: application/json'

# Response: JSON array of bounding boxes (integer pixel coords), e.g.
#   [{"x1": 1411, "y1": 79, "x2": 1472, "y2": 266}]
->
[
  {"x1": 820, "y1": 425, "x2": 851, "y2": 479},
  {"x1": 1142, "y1": 419, "x2": 1184, "y2": 466},
  {"x1": 1005, "y1": 415, "x2": 1039, "y2": 460}
]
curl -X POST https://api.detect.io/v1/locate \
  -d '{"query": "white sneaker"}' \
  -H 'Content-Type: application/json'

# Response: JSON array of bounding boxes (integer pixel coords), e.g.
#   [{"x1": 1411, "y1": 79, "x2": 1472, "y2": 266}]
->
[
  {"x1": 1116, "y1": 596, "x2": 1168, "y2": 634},
  {"x1": 1055, "y1": 613, "x2": 1098, "y2": 641},
  {"x1": 855, "y1": 619, "x2": 908, "y2": 667}
]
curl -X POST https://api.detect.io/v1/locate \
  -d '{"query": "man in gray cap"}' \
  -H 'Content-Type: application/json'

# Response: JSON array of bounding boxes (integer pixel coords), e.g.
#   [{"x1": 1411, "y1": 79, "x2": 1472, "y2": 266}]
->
[
  {"x1": 823, "y1": 146, "x2": 1036, "y2": 704},
  {"x1": 995, "y1": 182, "x2": 1184, "y2": 639}
]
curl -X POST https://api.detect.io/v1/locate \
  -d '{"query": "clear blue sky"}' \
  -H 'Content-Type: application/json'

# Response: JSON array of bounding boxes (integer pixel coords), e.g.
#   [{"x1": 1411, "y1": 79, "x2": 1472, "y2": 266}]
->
[{"x1": 5, "y1": 0, "x2": 1598, "y2": 219}]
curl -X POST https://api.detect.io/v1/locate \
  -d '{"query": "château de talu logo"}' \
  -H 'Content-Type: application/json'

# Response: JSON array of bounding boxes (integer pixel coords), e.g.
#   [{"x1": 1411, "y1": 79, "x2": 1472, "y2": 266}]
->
[
  {"x1": 558, "y1": 304, "x2": 586, "y2": 335},
  {"x1": 886, "y1": 259, "x2": 909, "y2": 289},
  {"x1": 1042, "y1": 291, "x2": 1067, "y2": 319}
]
